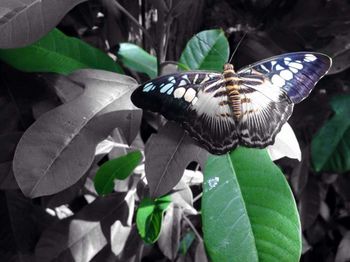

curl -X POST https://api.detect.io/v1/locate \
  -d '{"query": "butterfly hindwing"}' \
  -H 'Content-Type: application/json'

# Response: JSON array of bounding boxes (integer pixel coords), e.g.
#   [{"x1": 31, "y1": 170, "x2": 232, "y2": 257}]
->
[
  {"x1": 131, "y1": 72, "x2": 239, "y2": 154},
  {"x1": 238, "y1": 85, "x2": 294, "y2": 147},
  {"x1": 185, "y1": 78, "x2": 239, "y2": 154}
]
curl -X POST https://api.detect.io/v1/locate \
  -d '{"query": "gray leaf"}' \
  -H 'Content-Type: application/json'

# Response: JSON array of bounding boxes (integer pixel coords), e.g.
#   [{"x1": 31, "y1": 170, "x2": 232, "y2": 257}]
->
[
  {"x1": 145, "y1": 122, "x2": 208, "y2": 198},
  {"x1": 0, "y1": 0, "x2": 87, "y2": 48},
  {"x1": 13, "y1": 70, "x2": 140, "y2": 198}
]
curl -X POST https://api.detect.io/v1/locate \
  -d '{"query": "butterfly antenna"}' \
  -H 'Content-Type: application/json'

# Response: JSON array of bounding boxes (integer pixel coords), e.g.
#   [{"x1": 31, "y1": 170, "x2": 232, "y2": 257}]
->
[{"x1": 228, "y1": 31, "x2": 248, "y2": 64}]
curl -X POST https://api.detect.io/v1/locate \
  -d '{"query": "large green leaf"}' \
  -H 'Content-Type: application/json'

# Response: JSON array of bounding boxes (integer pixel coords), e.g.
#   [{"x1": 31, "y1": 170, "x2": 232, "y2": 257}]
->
[
  {"x1": 311, "y1": 95, "x2": 350, "y2": 173},
  {"x1": 202, "y1": 148, "x2": 301, "y2": 262},
  {"x1": 0, "y1": 29, "x2": 123, "y2": 75},
  {"x1": 117, "y1": 43, "x2": 157, "y2": 78},
  {"x1": 136, "y1": 195, "x2": 172, "y2": 244},
  {"x1": 94, "y1": 150, "x2": 142, "y2": 196},
  {"x1": 179, "y1": 29, "x2": 229, "y2": 71}
]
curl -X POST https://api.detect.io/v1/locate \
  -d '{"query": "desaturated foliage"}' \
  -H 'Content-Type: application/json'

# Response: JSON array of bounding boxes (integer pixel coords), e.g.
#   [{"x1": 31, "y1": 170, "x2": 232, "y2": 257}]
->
[{"x1": 0, "y1": 0, "x2": 349, "y2": 262}]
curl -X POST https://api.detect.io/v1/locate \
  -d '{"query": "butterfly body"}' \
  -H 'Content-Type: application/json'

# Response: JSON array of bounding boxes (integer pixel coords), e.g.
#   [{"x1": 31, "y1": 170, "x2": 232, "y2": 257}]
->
[
  {"x1": 131, "y1": 52, "x2": 332, "y2": 155},
  {"x1": 222, "y1": 63, "x2": 242, "y2": 120}
]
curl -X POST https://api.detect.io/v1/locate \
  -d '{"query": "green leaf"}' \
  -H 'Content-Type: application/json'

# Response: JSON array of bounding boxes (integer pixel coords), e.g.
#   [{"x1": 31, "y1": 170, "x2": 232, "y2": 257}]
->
[
  {"x1": 136, "y1": 195, "x2": 172, "y2": 244},
  {"x1": 202, "y1": 148, "x2": 301, "y2": 262},
  {"x1": 94, "y1": 151, "x2": 142, "y2": 196},
  {"x1": 179, "y1": 29, "x2": 229, "y2": 71},
  {"x1": 311, "y1": 94, "x2": 350, "y2": 173},
  {"x1": 117, "y1": 43, "x2": 157, "y2": 78},
  {"x1": 0, "y1": 28, "x2": 123, "y2": 75}
]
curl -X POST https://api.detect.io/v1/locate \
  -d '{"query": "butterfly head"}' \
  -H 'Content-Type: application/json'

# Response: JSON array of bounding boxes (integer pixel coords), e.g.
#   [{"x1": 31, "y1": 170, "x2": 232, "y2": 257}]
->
[{"x1": 224, "y1": 63, "x2": 235, "y2": 72}]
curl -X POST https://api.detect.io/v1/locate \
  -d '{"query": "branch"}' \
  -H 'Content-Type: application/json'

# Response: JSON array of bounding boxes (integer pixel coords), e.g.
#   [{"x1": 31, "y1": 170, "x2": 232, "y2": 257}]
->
[{"x1": 182, "y1": 212, "x2": 203, "y2": 242}]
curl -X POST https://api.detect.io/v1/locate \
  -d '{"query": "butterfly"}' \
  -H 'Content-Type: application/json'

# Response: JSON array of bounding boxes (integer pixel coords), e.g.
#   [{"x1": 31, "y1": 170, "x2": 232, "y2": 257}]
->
[{"x1": 131, "y1": 52, "x2": 332, "y2": 155}]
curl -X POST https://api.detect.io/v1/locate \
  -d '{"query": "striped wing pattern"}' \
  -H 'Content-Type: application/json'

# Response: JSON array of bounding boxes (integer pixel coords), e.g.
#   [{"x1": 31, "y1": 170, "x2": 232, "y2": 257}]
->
[
  {"x1": 236, "y1": 52, "x2": 331, "y2": 148},
  {"x1": 238, "y1": 52, "x2": 331, "y2": 103},
  {"x1": 131, "y1": 52, "x2": 332, "y2": 155},
  {"x1": 131, "y1": 71, "x2": 240, "y2": 154}
]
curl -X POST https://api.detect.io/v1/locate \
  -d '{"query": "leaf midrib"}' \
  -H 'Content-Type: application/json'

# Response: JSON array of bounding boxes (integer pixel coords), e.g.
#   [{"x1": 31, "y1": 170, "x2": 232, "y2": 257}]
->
[
  {"x1": 226, "y1": 154, "x2": 259, "y2": 261},
  {"x1": 29, "y1": 87, "x2": 131, "y2": 196},
  {"x1": 196, "y1": 32, "x2": 224, "y2": 69},
  {"x1": 151, "y1": 133, "x2": 185, "y2": 197}
]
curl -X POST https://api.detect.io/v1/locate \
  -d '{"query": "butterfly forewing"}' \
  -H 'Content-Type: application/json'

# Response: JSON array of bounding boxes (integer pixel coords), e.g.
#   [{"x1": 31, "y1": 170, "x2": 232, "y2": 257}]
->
[
  {"x1": 237, "y1": 52, "x2": 332, "y2": 103},
  {"x1": 131, "y1": 71, "x2": 239, "y2": 154}
]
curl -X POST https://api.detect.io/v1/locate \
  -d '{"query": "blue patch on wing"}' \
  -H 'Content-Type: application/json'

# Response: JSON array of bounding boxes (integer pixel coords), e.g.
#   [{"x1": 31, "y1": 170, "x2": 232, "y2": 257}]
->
[
  {"x1": 238, "y1": 52, "x2": 332, "y2": 103},
  {"x1": 143, "y1": 82, "x2": 155, "y2": 92},
  {"x1": 160, "y1": 83, "x2": 174, "y2": 94}
]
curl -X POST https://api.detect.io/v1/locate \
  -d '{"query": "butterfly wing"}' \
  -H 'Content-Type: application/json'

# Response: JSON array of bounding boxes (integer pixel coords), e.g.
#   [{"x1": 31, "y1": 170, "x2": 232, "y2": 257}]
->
[
  {"x1": 131, "y1": 72, "x2": 239, "y2": 154},
  {"x1": 237, "y1": 84, "x2": 294, "y2": 148},
  {"x1": 238, "y1": 52, "x2": 332, "y2": 103},
  {"x1": 236, "y1": 52, "x2": 332, "y2": 147}
]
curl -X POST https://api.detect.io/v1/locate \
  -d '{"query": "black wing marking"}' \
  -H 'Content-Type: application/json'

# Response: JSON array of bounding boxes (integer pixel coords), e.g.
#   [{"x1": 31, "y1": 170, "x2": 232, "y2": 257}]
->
[
  {"x1": 131, "y1": 71, "x2": 238, "y2": 154},
  {"x1": 131, "y1": 71, "x2": 221, "y2": 122}
]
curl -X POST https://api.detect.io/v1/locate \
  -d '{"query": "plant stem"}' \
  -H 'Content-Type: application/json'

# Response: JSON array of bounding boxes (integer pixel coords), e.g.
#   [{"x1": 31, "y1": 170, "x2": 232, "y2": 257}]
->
[
  {"x1": 182, "y1": 212, "x2": 203, "y2": 242},
  {"x1": 111, "y1": 0, "x2": 160, "y2": 75},
  {"x1": 193, "y1": 192, "x2": 202, "y2": 203}
]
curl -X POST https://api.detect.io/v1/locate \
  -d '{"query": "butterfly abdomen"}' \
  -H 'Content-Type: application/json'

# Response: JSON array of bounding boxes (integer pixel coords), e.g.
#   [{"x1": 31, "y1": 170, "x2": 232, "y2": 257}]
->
[{"x1": 223, "y1": 63, "x2": 241, "y2": 120}]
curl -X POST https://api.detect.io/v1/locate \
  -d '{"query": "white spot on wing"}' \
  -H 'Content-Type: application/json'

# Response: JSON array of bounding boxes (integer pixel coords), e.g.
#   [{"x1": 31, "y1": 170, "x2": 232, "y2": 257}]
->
[
  {"x1": 304, "y1": 54, "x2": 317, "y2": 62},
  {"x1": 191, "y1": 97, "x2": 198, "y2": 105},
  {"x1": 276, "y1": 64, "x2": 284, "y2": 71},
  {"x1": 260, "y1": 64, "x2": 269, "y2": 72},
  {"x1": 271, "y1": 74, "x2": 286, "y2": 87},
  {"x1": 193, "y1": 74, "x2": 199, "y2": 84},
  {"x1": 174, "y1": 87, "x2": 186, "y2": 98},
  {"x1": 289, "y1": 62, "x2": 303, "y2": 70},
  {"x1": 178, "y1": 80, "x2": 187, "y2": 86},
  {"x1": 160, "y1": 83, "x2": 174, "y2": 93},
  {"x1": 184, "y1": 88, "x2": 196, "y2": 102},
  {"x1": 143, "y1": 82, "x2": 154, "y2": 92},
  {"x1": 289, "y1": 67, "x2": 298, "y2": 73},
  {"x1": 284, "y1": 57, "x2": 291, "y2": 65},
  {"x1": 280, "y1": 70, "x2": 293, "y2": 80},
  {"x1": 182, "y1": 75, "x2": 189, "y2": 81}
]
